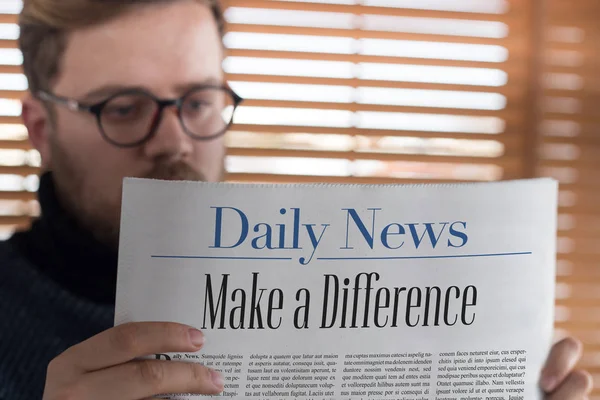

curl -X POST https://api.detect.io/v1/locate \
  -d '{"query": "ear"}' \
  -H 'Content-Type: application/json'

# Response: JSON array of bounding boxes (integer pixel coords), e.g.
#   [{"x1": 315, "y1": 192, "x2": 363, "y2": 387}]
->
[{"x1": 21, "y1": 93, "x2": 52, "y2": 170}]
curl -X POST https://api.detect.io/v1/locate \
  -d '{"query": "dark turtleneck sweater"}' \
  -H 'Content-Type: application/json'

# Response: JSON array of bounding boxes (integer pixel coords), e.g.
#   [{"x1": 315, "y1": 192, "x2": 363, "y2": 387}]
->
[{"x1": 0, "y1": 172, "x2": 116, "y2": 399}]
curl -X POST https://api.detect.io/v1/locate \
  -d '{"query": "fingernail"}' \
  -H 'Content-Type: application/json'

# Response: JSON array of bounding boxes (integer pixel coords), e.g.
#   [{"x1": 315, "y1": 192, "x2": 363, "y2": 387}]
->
[
  {"x1": 188, "y1": 329, "x2": 204, "y2": 348},
  {"x1": 211, "y1": 369, "x2": 224, "y2": 390},
  {"x1": 541, "y1": 376, "x2": 556, "y2": 392}
]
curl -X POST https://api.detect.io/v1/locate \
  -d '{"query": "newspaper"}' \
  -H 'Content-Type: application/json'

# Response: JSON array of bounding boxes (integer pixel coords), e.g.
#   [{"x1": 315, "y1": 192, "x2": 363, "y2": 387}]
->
[{"x1": 115, "y1": 179, "x2": 558, "y2": 400}]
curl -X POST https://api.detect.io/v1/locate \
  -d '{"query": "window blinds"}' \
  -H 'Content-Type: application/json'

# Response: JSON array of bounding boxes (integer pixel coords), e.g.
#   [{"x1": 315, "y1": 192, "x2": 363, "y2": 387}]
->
[{"x1": 0, "y1": 1, "x2": 598, "y2": 395}]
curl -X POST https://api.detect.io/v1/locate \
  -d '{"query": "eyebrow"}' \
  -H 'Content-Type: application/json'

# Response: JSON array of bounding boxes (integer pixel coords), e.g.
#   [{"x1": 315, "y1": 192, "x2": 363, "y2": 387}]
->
[{"x1": 80, "y1": 77, "x2": 224, "y2": 102}]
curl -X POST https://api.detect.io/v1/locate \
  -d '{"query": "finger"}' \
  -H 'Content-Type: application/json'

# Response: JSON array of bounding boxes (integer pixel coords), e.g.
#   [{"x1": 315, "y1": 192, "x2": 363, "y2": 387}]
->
[
  {"x1": 78, "y1": 360, "x2": 224, "y2": 400},
  {"x1": 60, "y1": 322, "x2": 205, "y2": 372},
  {"x1": 541, "y1": 337, "x2": 583, "y2": 392},
  {"x1": 547, "y1": 370, "x2": 593, "y2": 400}
]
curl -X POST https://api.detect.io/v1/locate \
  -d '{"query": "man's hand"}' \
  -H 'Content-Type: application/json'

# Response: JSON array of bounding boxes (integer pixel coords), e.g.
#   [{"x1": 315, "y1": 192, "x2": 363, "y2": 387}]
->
[
  {"x1": 541, "y1": 337, "x2": 593, "y2": 399},
  {"x1": 43, "y1": 322, "x2": 224, "y2": 400}
]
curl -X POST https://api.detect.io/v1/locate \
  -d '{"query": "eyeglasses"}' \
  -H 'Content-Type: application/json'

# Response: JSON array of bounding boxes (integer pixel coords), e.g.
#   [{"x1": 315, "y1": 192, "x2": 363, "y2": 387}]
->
[{"x1": 37, "y1": 85, "x2": 244, "y2": 148}]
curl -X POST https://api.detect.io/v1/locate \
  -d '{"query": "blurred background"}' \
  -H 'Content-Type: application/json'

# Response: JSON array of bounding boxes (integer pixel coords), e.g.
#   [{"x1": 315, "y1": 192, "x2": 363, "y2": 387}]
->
[{"x1": 0, "y1": 0, "x2": 598, "y2": 395}]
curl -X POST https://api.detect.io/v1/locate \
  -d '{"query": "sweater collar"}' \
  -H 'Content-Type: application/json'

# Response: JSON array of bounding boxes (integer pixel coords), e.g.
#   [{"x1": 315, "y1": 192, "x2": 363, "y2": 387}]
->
[{"x1": 10, "y1": 171, "x2": 118, "y2": 305}]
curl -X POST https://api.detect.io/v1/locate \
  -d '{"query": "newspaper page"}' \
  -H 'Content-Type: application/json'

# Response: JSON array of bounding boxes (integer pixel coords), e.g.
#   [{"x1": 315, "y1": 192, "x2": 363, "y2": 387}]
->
[{"x1": 115, "y1": 179, "x2": 557, "y2": 400}]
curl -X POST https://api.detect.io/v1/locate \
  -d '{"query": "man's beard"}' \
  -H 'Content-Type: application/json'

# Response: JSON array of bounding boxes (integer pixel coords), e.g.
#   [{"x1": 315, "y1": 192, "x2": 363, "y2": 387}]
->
[{"x1": 49, "y1": 139, "x2": 221, "y2": 251}]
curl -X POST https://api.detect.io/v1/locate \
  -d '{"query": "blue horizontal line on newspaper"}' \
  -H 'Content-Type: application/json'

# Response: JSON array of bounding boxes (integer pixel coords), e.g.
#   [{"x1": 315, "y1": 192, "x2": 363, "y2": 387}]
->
[
  {"x1": 150, "y1": 252, "x2": 532, "y2": 261},
  {"x1": 151, "y1": 255, "x2": 293, "y2": 261},
  {"x1": 317, "y1": 252, "x2": 533, "y2": 261}
]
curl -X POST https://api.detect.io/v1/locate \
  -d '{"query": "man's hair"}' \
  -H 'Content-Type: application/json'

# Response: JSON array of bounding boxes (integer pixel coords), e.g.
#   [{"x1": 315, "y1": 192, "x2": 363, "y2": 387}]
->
[{"x1": 18, "y1": 0, "x2": 225, "y2": 95}]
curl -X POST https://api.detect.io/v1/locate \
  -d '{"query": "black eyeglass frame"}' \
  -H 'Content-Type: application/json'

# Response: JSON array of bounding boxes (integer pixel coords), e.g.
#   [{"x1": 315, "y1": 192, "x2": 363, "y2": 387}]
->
[{"x1": 36, "y1": 85, "x2": 244, "y2": 148}]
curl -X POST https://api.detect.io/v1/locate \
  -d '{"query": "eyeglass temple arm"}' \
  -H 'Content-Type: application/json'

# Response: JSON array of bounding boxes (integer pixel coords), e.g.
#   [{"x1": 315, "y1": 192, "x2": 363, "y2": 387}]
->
[
  {"x1": 37, "y1": 91, "x2": 91, "y2": 112},
  {"x1": 233, "y1": 91, "x2": 244, "y2": 105}
]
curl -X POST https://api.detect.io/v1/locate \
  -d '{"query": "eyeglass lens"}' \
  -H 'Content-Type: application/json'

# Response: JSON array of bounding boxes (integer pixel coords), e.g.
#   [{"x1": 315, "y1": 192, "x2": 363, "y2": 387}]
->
[{"x1": 99, "y1": 88, "x2": 236, "y2": 145}]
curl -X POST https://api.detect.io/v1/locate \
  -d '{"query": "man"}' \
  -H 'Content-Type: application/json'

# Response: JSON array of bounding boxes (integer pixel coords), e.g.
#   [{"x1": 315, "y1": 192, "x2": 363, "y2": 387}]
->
[{"x1": 0, "y1": 0, "x2": 592, "y2": 399}]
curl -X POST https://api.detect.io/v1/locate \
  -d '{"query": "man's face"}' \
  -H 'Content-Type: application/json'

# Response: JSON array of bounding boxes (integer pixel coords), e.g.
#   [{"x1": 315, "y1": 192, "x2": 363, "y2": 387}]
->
[{"x1": 36, "y1": 1, "x2": 226, "y2": 247}]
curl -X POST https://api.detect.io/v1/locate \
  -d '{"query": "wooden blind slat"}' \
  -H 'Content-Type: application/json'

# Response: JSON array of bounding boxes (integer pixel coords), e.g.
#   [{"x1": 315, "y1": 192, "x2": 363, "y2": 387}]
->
[
  {"x1": 0, "y1": 216, "x2": 30, "y2": 226},
  {"x1": 0, "y1": 14, "x2": 17, "y2": 24},
  {"x1": 559, "y1": 225, "x2": 600, "y2": 235},
  {"x1": 546, "y1": 44, "x2": 597, "y2": 58},
  {"x1": 0, "y1": 116, "x2": 24, "y2": 125},
  {"x1": 0, "y1": 40, "x2": 18, "y2": 49},
  {"x1": 0, "y1": 140, "x2": 30, "y2": 150},
  {"x1": 0, "y1": 165, "x2": 38, "y2": 175},
  {"x1": 558, "y1": 264, "x2": 600, "y2": 276},
  {"x1": 545, "y1": 66, "x2": 600, "y2": 76},
  {"x1": 226, "y1": 24, "x2": 527, "y2": 49},
  {"x1": 226, "y1": 173, "x2": 481, "y2": 185},
  {"x1": 558, "y1": 230, "x2": 600, "y2": 240},
  {"x1": 543, "y1": 112, "x2": 600, "y2": 123},
  {"x1": 230, "y1": 124, "x2": 520, "y2": 145},
  {"x1": 227, "y1": 146, "x2": 516, "y2": 166},
  {"x1": 543, "y1": 136, "x2": 600, "y2": 146},
  {"x1": 557, "y1": 299, "x2": 600, "y2": 309},
  {"x1": 0, "y1": 66, "x2": 23, "y2": 75},
  {"x1": 543, "y1": 159, "x2": 600, "y2": 169},
  {"x1": 544, "y1": 89, "x2": 600, "y2": 102},
  {"x1": 225, "y1": 49, "x2": 524, "y2": 71},
  {"x1": 223, "y1": 0, "x2": 522, "y2": 24},
  {"x1": 557, "y1": 218, "x2": 600, "y2": 234},
  {"x1": 0, "y1": 90, "x2": 25, "y2": 100},
  {"x1": 226, "y1": 74, "x2": 525, "y2": 98},
  {"x1": 559, "y1": 276, "x2": 600, "y2": 284},
  {"x1": 0, "y1": 191, "x2": 36, "y2": 201},
  {"x1": 240, "y1": 99, "x2": 522, "y2": 120}
]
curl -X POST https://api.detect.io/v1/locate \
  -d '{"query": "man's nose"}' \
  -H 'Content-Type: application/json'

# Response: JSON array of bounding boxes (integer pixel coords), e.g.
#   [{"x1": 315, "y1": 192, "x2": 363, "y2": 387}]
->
[{"x1": 142, "y1": 106, "x2": 193, "y2": 161}]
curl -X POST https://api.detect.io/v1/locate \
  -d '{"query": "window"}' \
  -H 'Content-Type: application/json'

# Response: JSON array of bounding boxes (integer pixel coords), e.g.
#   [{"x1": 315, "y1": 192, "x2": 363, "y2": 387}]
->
[{"x1": 0, "y1": 0, "x2": 598, "y2": 389}]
